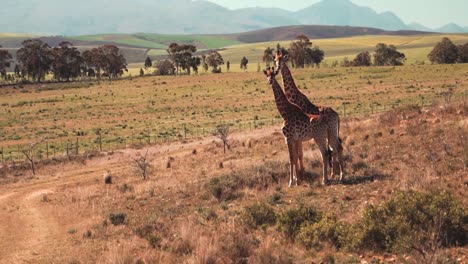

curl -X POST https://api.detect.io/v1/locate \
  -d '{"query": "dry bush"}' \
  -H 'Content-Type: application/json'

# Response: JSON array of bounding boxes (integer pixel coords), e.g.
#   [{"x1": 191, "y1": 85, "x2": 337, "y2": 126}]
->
[
  {"x1": 206, "y1": 160, "x2": 288, "y2": 202},
  {"x1": 378, "y1": 104, "x2": 421, "y2": 126},
  {"x1": 219, "y1": 229, "x2": 257, "y2": 264},
  {"x1": 192, "y1": 236, "x2": 218, "y2": 264},
  {"x1": 172, "y1": 223, "x2": 197, "y2": 255},
  {"x1": 250, "y1": 241, "x2": 294, "y2": 264},
  {"x1": 241, "y1": 202, "x2": 277, "y2": 229}
]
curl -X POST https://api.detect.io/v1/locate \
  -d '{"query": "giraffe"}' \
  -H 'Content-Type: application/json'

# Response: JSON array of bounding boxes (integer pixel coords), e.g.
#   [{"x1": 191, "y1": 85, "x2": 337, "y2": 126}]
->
[
  {"x1": 275, "y1": 48, "x2": 345, "y2": 182},
  {"x1": 263, "y1": 67, "x2": 333, "y2": 186}
]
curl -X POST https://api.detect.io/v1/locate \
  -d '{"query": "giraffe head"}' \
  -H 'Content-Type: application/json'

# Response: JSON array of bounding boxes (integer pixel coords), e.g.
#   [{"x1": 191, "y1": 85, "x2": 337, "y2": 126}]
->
[
  {"x1": 263, "y1": 67, "x2": 279, "y2": 85},
  {"x1": 275, "y1": 48, "x2": 289, "y2": 70}
]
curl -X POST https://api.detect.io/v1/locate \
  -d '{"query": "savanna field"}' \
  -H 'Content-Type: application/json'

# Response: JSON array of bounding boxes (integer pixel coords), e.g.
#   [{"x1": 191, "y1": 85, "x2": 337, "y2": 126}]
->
[{"x1": 0, "y1": 33, "x2": 467, "y2": 263}]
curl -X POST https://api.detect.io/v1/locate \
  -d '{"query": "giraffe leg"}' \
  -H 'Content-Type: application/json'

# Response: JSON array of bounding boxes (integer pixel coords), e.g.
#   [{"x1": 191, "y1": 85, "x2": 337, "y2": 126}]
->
[
  {"x1": 328, "y1": 125, "x2": 345, "y2": 182},
  {"x1": 297, "y1": 141, "x2": 304, "y2": 186},
  {"x1": 286, "y1": 138, "x2": 298, "y2": 188},
  {"x1": 316, "y1": 137, "x2": 329, "y2": 186}
]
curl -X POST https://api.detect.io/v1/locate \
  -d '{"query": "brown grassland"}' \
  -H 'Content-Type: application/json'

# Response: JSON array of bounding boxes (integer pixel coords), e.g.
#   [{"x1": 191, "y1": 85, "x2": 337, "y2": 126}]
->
[
  {"x1": 1, "y1": 64, "x2": 467, "y2": 160},
  {"x1": 0, "y1": 64, "x2": 467, "y2": 263}
]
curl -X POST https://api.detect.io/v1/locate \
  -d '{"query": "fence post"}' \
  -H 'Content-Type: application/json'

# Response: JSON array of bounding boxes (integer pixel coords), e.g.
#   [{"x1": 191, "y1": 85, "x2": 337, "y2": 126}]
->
[
  {"x1": 1, "y1": 146, "x2": 3, "y2": 163},
  {"x1": 75, "y1": 137, "x2": 79, "y2": 155},
  {"x1": 99, "y1": 133, "x2": 102, "y2": 152},
  {"x1": 147, "y1": 128, "x2": 151, "y2": 144},
  {"x1": 46, "y1": 141, "x2": 49, "y2": 159},
  {"x1": 66, "y1": 141, "x2": 69, "y2": 159}
]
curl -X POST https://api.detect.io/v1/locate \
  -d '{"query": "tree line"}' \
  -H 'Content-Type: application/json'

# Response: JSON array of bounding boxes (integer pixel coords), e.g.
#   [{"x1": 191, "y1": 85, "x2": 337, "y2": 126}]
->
[
  {"x1": 338, "y1": 36, "x2": 468, "y2": 67},
  {"x1": 153, "y1": 43, "x2": 229, "y2": 76},
  {"x1": 340, "y1": 43, "x2": 406, "y2": 67},
  {"x1": 0, "y1": 39, "x2": 128, "y2": 83},
  {"x1": 428, "y1": 37, "x2": 468, "y2": 64},
  {"x1": 262, "y1": 35, "x2": 325, "y2": 69}
]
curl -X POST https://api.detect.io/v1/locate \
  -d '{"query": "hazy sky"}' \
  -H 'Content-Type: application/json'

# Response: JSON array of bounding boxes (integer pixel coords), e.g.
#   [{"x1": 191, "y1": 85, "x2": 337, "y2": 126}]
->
[{"x1": 200, "y1": 0, "x2": 468, "y2": 28}]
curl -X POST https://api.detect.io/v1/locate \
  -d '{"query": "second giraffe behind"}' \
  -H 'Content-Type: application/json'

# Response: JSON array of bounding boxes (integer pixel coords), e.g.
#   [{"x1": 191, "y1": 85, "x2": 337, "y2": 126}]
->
[
  {"x1": 263, "y1": 67, "x2": 339, "y2": 186},
  {"x1": 275, "y1": 48, "x2": 345, "y2": 182}
]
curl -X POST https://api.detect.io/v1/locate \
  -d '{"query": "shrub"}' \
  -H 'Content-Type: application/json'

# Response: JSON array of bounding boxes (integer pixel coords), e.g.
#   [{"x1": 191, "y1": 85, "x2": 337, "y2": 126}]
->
[
  {"x1": 206, "y1": 160, "x2": 288, "y2": 202},
  {"x1": 297, "y1": 213, "x2": 345, "y2": 250},
  {"x1": 342, "y1": 190, "x2": 467, "y2": 254},
  {"x1": 221, "y1": 231, "x2": 255, "y2": 264},
  {"x1": 278, "y1": 204, "x2": 322, "y2": 240},
  {"x1": 242, "y1": 202, "x2": 277, "y2": 229},
  {"x1": 148, "y1": 235, "x2": 162, "y2": 249},
  {"x1": 109, "y1": 213, "x2": 127, "y2": 225}
]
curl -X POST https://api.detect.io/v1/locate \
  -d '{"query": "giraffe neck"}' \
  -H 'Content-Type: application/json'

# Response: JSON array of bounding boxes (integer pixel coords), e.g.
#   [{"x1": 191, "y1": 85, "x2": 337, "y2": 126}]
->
[
  {"x1": 270, "y1": 78, "x2": 300, "y2": 121},
  {"x1": 279, "y1": 60, "x2": 320, "y2": 115},
  {"x1": 279, "y1": 61, "x2": 297, "y2": 95}
]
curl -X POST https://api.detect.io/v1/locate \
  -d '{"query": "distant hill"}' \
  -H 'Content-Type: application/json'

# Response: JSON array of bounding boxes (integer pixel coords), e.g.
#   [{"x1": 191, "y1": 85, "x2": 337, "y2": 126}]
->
[
  {"x1": 0, "y1": 0, "x2": 466, "y2": 35},
  {"x1": 437, "y1": 23, "x2": 468, "y2": 34},
  {"x1": 224, "y1": 25, "x2": 431, "y2": 44},
  {"x1": 294, "y1": 0, "x2": 407, "y2": 31},
  {"x1": 0, "y1": 25, "x2": 433, "y2": 51}
]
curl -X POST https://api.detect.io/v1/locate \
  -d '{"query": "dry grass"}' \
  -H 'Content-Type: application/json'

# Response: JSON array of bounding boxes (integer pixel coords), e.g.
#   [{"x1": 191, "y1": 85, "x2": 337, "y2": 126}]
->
[
  {"x1": 1, "y1": 63, "x2": 467, "y2": 164},
  {"x1": 0, "y1": 99, "x2": 466, "y2": 263}
]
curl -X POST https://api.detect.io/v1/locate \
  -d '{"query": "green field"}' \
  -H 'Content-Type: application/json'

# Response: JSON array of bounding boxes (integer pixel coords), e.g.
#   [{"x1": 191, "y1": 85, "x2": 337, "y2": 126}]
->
[
  {"x1": 215, "y1": 34, "x2": 468, "y2": 67},
  {"x1": 69, "y1": 33, "x2": 241, "y2": 50},
  {"x1": 1, "y1": 62, "x2": 467, "y2": 160}
]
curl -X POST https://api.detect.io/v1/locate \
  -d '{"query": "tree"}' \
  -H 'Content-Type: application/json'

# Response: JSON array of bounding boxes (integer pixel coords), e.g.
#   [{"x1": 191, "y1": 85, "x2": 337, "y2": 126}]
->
[
  {"x1": 154, "y1": 59, "x2": 175, "y2": 76},
  {"x1": 167, "y1": 43, "x2": 197, "y2": 75},
  {"x1": 99, "y1": 45, "x2": 128, "y2": 78},
  {"x1": 263, "y1": 47, "x2": 275, "y2": 66},
  {"x1": 351, "y1": 51, "x2": 372, "y2": 66},
  {"x1": 201, "y1": 55, "x2": 209, "y2": 73},
  {"x1": 82, "y1": 45, "x2": 127, "y2": 78},
  {"x1": 240, "y1": 56, "x2": 249, "y2": 70},
  {"x1": 0, "y1": 45, "x2": 13, "y2": 79},
  {"x1": 457, "y1": 43, "x2": 468, "y2": 63},
  {"x1": 288, "y1": 35, "x2": 325, "y2": 68},
  {"x1": 144, "y1": 56, "x2": 152, "y2": 69},
  {"x1": 213, "y1": 124, "x2": 230, "y2": 154},
  {"x1": 428, "y1": 37, "x2": 459, "y2": 64},
  {"x1": 22, "y1": 140, "x2": 44, "y2": 175},
  {"x1": 51, "y1": 42, "x2": 83, "y2": 81},
  {"x1": 205, "y1": 51, "x2": 224, "y2": 73},
  {"x1": 14, "y1": 64, "x2": 21, "y2": 78},
  {"x1": 307, "y1": 46, "x2": 325, "y2": 67},
  {"x1": 16, "y1": 39, "x2": 53, "y2": 82},
  {"x1": 374, "y1": 43, "x2": 406, "y2": 66},
  {"x1": 189, "y1": 56, "x2": 201, "y2": 74},
  {"x1": 132, "y1": 149, "x2": 153, "y2": 180}
]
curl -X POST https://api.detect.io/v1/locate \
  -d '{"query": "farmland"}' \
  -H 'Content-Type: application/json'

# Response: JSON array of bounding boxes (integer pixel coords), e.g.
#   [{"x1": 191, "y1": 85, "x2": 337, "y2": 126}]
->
[{"x1": 1, "y1": 63, "x2": 467, "y2": 162}]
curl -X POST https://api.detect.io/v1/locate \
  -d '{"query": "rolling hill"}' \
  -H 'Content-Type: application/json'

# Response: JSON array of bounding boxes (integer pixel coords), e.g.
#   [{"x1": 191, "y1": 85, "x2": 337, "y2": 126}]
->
[
  {"x1": 0, "y1": 25, "x2": 438, "y2": 64},
  {"x1": 0, "y1": 0, "x2": 466, "y2": 35}
]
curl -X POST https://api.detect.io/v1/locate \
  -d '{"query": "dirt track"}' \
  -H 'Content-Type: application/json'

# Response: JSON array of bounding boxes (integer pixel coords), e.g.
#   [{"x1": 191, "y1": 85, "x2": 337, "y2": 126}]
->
[{"x1": 0, "y1": 127, "x2": 277, "y2": 263}]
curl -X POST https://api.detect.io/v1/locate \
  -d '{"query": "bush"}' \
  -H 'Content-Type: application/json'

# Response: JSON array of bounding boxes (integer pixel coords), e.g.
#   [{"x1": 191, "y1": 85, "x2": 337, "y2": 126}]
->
[
  {"x1": 278, "y1": 204, "x2": 322, "y2": 240},
  {"x1": 297, "y1": 213, "x2": 345, "y2": 250},
  {"x1": 109, "y1": 213, "x2": 127, "y2": 225},
  {"x1": 341, "y1": 190, "x2": 467, "y2": 254},
  {"x1": 242, "y1": 202, "x2": 277, "y2": 229},
  {"x1": 221, "y1": 231, "x2": 255, "y2": 264},
  {"x1": 206, "y1": 160, "x2": 288, "y2": 202}
]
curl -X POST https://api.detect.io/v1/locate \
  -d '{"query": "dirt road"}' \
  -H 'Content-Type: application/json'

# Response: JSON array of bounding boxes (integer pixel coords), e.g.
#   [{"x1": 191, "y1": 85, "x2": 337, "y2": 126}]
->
[{"x1": 0, "y1": 127, "x2": 278, "y2": 263}]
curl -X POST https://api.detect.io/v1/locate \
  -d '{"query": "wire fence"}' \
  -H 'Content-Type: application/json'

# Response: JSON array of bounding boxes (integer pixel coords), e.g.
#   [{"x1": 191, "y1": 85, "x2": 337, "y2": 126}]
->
[{"x1": 1, "y1": 92, "x2": 465, "y2": 166}]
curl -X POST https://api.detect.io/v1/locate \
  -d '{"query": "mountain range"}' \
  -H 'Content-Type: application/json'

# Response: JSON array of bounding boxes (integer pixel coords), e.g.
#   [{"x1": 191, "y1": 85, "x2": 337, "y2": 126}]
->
[{"x1": 0, "y1": 0, "x2": 467, "y2": 35}]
